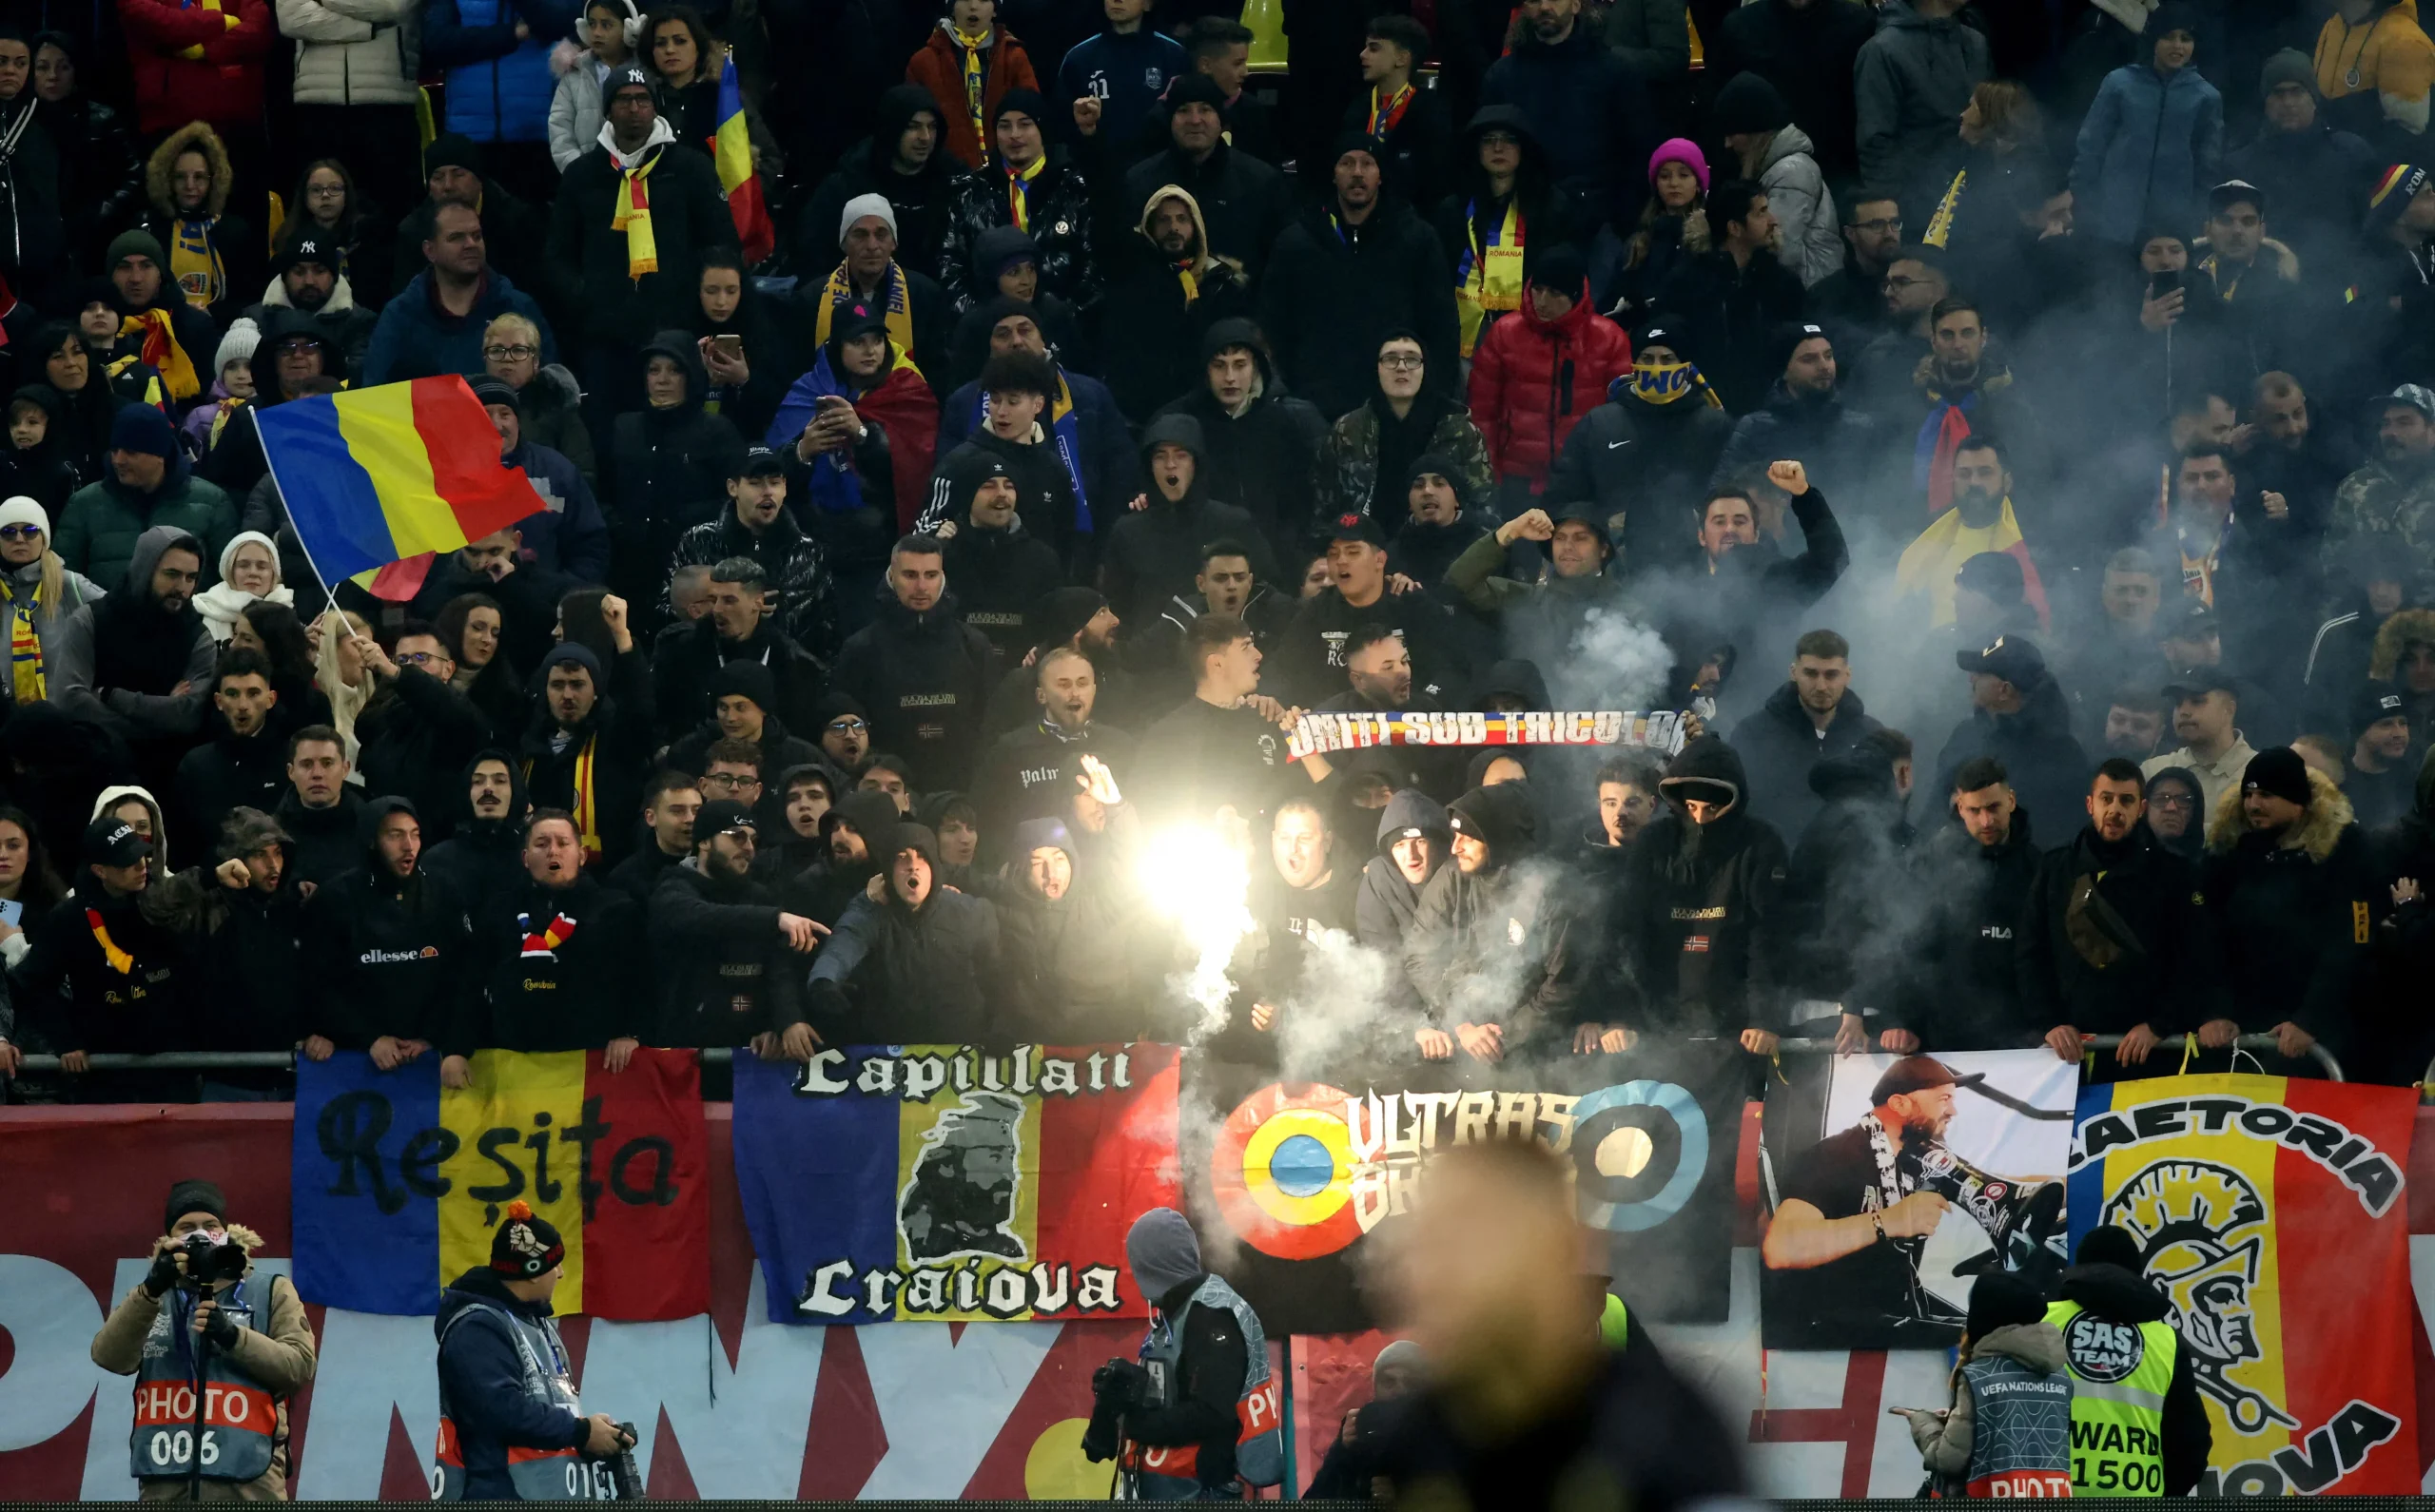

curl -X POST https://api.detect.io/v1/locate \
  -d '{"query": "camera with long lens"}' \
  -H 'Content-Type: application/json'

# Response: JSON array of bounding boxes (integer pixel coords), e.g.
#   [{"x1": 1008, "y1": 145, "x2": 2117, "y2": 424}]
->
[{"x1": 179, "y1": 1231, "x2": 246, "y2": 1291}]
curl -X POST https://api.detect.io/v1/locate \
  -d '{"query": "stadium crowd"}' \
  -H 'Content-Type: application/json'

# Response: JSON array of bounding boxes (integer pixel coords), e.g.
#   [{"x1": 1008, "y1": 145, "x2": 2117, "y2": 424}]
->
[{"x1": 1, "y1": 0, "x2": 2434, "y2": 1100}]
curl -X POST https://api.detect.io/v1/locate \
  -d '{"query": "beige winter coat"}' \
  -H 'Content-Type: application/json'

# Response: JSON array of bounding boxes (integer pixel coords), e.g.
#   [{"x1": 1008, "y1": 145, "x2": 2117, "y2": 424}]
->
[{"x1": 90, "y1": 1225, "x2": 319, "y2": 1502}]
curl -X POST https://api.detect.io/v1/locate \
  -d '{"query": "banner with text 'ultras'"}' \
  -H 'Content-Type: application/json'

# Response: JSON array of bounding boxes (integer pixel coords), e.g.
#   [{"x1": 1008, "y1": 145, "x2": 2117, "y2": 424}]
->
[
  {"x1": 290, "y1": 1049, "x2": 710, "y2": 1319},
  {"x1": 731, "y1": 1043, "x2": 1179, "y2": 1323},
  {"x1": 2067, "y1": 1074, "x2": 2418, "y2": 1495}
]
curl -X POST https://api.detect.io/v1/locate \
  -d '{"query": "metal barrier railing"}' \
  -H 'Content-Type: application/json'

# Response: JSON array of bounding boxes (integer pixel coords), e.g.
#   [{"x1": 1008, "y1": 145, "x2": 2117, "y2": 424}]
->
[
  {"x1": 10, "y1": 1036, "x2": 2345, "y2": 1080},
  {"x1": 1781, "y1": 1032, "x2": 2344, "y2": 1081}
]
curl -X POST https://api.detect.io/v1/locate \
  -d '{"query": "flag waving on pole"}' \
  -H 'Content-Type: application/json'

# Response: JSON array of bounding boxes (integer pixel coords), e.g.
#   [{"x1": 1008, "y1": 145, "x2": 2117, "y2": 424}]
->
[
  {"x1": 716, "y1": 52, "x2": 773, "y2": 264},
  {"x1": 254, "y1": 376, "x2": 539, "y2": 588}
]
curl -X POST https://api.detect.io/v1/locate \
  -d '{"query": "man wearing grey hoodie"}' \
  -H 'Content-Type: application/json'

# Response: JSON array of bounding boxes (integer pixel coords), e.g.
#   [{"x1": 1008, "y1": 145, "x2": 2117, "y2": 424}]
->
[
  {"x1": 1855, "y1": 0, "x2": 1991, "y2": 215},
  {"x1": 50, "y1": 524, "x2": 214, "y2": 778}
]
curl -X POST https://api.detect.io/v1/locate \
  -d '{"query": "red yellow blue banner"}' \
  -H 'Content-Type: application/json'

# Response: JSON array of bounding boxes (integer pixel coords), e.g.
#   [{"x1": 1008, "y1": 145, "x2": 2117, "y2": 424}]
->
[
  {"x1": 255, "y1": 376, "x2": 540, "y2": 586},
  {"x1": 291, "y1": 1049, "x2": 710, "y2": 1319},
  {"x1": 2067, "y1": 1074, "x2": 2419, "y2": 1494},
  {"x1": 732, "y1": 1044, "x2": 1179, "y2": 1323},
  {"x1": 715, "y1": 54, "x2": 773, "y2": 264}
]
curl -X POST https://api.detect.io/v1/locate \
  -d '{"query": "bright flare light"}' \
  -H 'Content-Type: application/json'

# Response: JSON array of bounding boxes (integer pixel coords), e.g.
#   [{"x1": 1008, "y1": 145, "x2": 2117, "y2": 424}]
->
[{"x1": 1137, "y1": 824, "x2": 1258, "y2": 1036}]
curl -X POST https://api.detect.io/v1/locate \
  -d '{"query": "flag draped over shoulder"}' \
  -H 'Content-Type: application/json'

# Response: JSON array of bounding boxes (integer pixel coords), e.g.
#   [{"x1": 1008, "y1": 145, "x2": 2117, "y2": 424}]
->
[
  {"x1": 291, "y1": 1049, "x2": 710, "y2": 1319},
  {"x1": 254, "y1": 377, "x2": 539, "y2": 587},
  {"x1": 716, "y1": 54, "x2": 773, "y2": 264}
]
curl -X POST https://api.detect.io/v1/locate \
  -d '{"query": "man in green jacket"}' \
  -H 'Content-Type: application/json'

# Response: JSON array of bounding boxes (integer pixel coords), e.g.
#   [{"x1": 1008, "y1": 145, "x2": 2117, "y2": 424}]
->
[{"x1": 53, "y1": 405, "x2": 237, "y2": 591}]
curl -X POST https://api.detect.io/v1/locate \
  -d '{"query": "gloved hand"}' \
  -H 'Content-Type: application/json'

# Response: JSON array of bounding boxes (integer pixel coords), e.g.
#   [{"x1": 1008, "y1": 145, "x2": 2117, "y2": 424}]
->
[
  {"x1": 1091, "y1": 1358, "x2": 1151, "y2": 1408},
  {"x1": 201, "y1": 1301, "x2": 241, "y2": 1348},
  {"x1": 144, "y1": 1248, "x2": 183, "y2": 1299}
]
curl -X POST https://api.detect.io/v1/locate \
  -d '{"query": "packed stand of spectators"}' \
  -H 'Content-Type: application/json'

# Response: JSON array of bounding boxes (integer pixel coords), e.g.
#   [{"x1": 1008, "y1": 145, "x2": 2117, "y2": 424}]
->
[{"x1": 4, "y1": 0, "x2": 2435, "y2": 1102}]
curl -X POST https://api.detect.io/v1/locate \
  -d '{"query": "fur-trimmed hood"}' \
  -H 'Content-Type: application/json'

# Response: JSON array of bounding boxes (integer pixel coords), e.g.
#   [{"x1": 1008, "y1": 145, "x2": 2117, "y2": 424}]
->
[
  {"x1": 2206, "y1": 764, "x2": 2353, "y2": 861},
  {"x1": 148, "y1": 1221, "x2": 266, "y2": 1257},
  {"x1": 2369, "y1": 607, "x2": 2435, "y2": 680},
  {"x1": 145, "y1": 121, "x2": 233, "y2": 221}
]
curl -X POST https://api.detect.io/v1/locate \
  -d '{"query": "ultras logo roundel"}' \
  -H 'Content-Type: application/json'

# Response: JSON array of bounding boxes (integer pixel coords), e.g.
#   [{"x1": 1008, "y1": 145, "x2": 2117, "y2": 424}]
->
[{"x1": 1210, "y1": 1083, "x2": 1363, "y2": 1258}]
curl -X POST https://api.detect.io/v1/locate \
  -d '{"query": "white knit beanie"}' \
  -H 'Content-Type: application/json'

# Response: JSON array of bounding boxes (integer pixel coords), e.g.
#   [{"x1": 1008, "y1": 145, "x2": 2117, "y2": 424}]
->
[
  {"x1": 838, "y1": 193, "x2": 898, "y2": 250},
  {"x1": 0, "y1": 496, "x2": 48, "y2": 536},
  {"x1": 214, "y1": 319, "x2": 261, "y2": 377}
]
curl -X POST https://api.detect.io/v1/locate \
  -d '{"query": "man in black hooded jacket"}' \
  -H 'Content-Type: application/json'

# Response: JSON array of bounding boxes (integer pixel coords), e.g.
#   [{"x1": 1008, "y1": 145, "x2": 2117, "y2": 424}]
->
[
  {"x1": 50, "y1": 524, "x2": 213, "y2": 776},
  {"x1": 355, "y1": 622, "x2": 495, "y2": 843},
  {"x1": 829, "y1": 533, "x2": 1002, "y2": 790},
  {"x1": 934, "y1": 445, "x2": 1067, "y2": 659},
  {"x1": 803, "y1": 85, "x2": 959, "y2": 281},
  {"x1": 783, "y1": 788, "x2": 903, "y2": 925},
  {"x1": 652, "y1": 800, "x2": 820, "y2": 1084},
  {"x1": 1153, "y1": 319, "x2": 1325, "y2": 559},
  {"x1": 1357, "y1": 787, "x2": 1451, "y2": 1018},
  {"x1": 807, "y1": 821, "x2": 1004, "y2": 1043},
  {"x1": 1101, "y1": 414, "x2": 1279, "y2": 631},
  {"x1": 1891, "y1": 756, "x2": 2045, "y2": 1052},
  {"x1": 652, "y1": 556, "x2": 828, "y2": 743},
  {"x1": 299, "y1": 797, "x2": 472, "y2": 1066},
  {"x1": 520, "y1": 645, "x2": 656, "y2": 868},
  {"x1": 1402, "y1": 781, "x2": 1582, "y2": 1062},
  {"x1": 423, "y1": 749, "x2": 533, "y2": 921},
  {"x1": 445, "y1": 810, "x2": 646, "y2": 1079},
  {"x1": 1547, "y1": 317, "x2": 1736, "y2": 581},
  {"x1": 1782, "y1": 740, "x2": 1916, "y2": 1046},
  {"x1": 1611, "y1": 736, "x2": 1788, "y2": 1048}
]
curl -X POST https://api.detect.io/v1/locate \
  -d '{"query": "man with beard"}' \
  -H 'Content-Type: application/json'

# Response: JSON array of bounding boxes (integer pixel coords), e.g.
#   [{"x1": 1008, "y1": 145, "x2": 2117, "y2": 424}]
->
[
  {"x1": 807, "y1": 822, "x2": 1004, "y2": 1042},
  {"x1": 238, "y1": 236, "x2": 377, "y2": 384},
  {"x1": 1390, "y1": 456, "x2": 1495, "y2": 598},
  {"x1": 1731, "y1": 629, "x2": 1886, "y2": 834},
  {"x1": 423, "y1": 750, "x2": 532, "y2": 919},
  {"x1": 1094, "y1": 185, "x2": 1254, "y2": 423},
  {"x1": 1710, "y1": 323, "x2": 1881, "y2": 511},
  {"x1": 299, "y1": 798, "x2": 469, "y2": 1067},
  {"x1": 1890, "y1": 758, "x2": 2043, "y2": 1052},
  {"x1": 1112, "y1": 74, "x2": 1288, "y2": 283},
  {"x1": 1609, "y1": 737, "x2": 1788, "y2": 1051},
  {"x1": 2347, "y1": 686, "x2": 2417, "y2": 827},
  {"x1": 1314, "y1": 627, "x2": 1458, "y2": 798},
  {"x1": 1674, "y1": 462, "x2": 1852, "y2": 699},
  {"x1": 973, "y1": 646, "x2": 1138, "y2": 855},
  {"x1": 935, "y1": 452, "x2": 1065, "y2": 660},
  {"x1": 1935, "y1": 633, "x2": 2090, "y2": 840},
  {"x1": 1889, "y1": 299, "x2": 2050, "y2": 513},
  {"x1": 1811, "y1": 194, "x2": 1906, "y2": 339},
  {"x1": 1656, "y1": 183, "x2": 1806, "y2": 416},
  {"x1": 520, "y1": 644, "x2": 655, "y2": 867},
  {"x1": 1894, "y1": 436, "x2": 2050, "y2": 632},
  {"x1": 652, "y1": 800, "x2": 822, "y2": 1088},
  {"x1": 1101, "y1": 416, "x2": 1276, "y2": 631},
  {"x1": 1402, "y1": 780, "x2": 1580, "y2": 1063},
  {"x1": 1277, "y1": 514, "x2": 1470, "y2": 708},
  {"x1": 50, "y1": 525, "x2": 214, "y2": 772},
  {"x1": 812, "y1": 692, "x2": 873, "y2": 785},
  {"x1": 1762, "y1": 1056, "x2": 1969, "y2": 1347},
  {"x1": 2101, "y1": 688, "x2": 2171, "y2": 763},
  {"x1": 2323, "y1": 384, "x2": 2435, "y2": 587},
  {"x1": 1547, "y1": 318, "x2": 1736, "y2": 580},
  {"x1": 1356, "y1": 788, "x2": 1451, "y2": 1018},
  {"x1": 1447, "y1": 501, "x2": 1638, "y2": 690},
  {"x1": 784, "y1": 789, "x2": 902, "y2": 925},
  {"x1": 444, "y1": 810, "x2": 646, "y2": 1085},
  {"x1": 2021, "y1": 760, "x2": 2226, "y2": 1081},
  {"x1": 829, "y1": 534, "x2": 1000, "y2": 789}
]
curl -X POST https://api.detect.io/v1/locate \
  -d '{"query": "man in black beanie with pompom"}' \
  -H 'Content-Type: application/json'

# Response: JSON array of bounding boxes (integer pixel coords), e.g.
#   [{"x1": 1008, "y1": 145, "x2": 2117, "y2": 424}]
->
[{"x1": 434, "y1": 1199, "x2": 632, "y2": 1500}]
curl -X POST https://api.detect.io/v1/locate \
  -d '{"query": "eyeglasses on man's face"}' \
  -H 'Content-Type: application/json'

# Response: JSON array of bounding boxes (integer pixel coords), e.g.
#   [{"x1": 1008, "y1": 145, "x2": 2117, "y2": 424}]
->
[
  {"x1": 1851, "y1": 216, "x2": 1902, "y2": 235},
  {"x1": 825, "y1": 718, "x2": 868, "y2": 734},
  {"x1": 1883, "y1": 273, "x2": 1930, "y2": 291},
  {"x1": 484, "y1": 344, "x2": 537, "y2": 362},
  {"x1": 397, "y1": 650, "x2": 441, "y2": 668},
  {"x1": 701, "y1": 772, "x2": 761, "y2": 792},
  {"x1": 1378, "y1": 353, "x2": 1424, "y2": 370}
]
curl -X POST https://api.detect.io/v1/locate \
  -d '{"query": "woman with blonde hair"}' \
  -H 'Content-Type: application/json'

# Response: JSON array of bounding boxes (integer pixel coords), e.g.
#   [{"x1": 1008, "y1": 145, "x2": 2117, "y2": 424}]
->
[
  {"x1": 482, "y1": 312, "x2": 596, "y2": 482},
  {"x1": 0, "y1": 497, "x2": 105, "y2": 706}
]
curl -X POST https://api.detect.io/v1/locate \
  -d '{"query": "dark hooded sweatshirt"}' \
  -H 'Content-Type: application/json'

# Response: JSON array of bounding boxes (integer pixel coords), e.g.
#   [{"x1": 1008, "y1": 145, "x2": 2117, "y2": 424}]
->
[
  {"x1": 424, "y1": 747, "x2": 535, "y2": 921},
  {"x1": 275, "y1": 784, "x2": 367, "y2": 891},
  {"x1": 991, "y1": 816, "x2": 1146, "y2": 1041},
  {"x1": 356, "y1": 664, "x2": 496, "y2": 843},
  {"x1": 1151, "y1": 318, "x2": 1324, "y2": 554},
  {"x1": 1611, "y1": 737, "x2": 1789, "y2": 1037},
  {"x1": 802, "y1": 84, "x2": 962, "y2": 280},
  {"x1": 828, "y1": 589, "x2": 1002, "y2": 790},
  {"x1": 299, "y1": 797, "x2": 473, "y2": 1049},
  {"x1": 605, "y1": 331, "x2": 747, "y2": 557},
  {"x1": 652, "y1": 850, "x2": 807, "y2": 1048},
  {"x1": 782, "y1": 789, "x2": 901, "y2": 925},
  {"x1": 1890, "y1": 805, "x2": 2044, "y2": 1049},
  {"x1": 1100, "y1": 411, "x2": 1280, "y2": 630},
  {"x1": 1401, "y1": 781, "x2": 1580, "y2": 1045},
  {"x1": 805, "y1": 823, "x2": 1004, "y2": 1042},
  {"x1": 53, "y1": 523, "x2": 215, "y2": 750},
  {"x1": 451, "y1": 865, "x2": 646, "y2": 1057},
  {"x1": 932, "y1": 447, "x2": 1067, "y2": 657},
  {"x1": 1358, "y1": 788, "x2": 1453, "y2": 1010}
]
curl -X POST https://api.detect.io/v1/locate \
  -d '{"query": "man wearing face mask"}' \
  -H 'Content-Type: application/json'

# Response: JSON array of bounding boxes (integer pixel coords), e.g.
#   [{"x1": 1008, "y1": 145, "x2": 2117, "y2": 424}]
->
[{"x1": 93, "y1": 1180, "x2": 318, "y2": 1502}]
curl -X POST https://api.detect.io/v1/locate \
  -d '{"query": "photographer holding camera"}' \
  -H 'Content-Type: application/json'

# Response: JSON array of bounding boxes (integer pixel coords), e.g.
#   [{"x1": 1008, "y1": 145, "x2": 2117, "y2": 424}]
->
[
  {"x1": 1083, "y1": 1208, "x2": 1284, "y2": 1501},
  {"x1": 90, "y1": 1180, "x2": 319, "y2": 1501},
  {"x1": 434, "y1": 1200, "x2": 635, "y2": 1501}
]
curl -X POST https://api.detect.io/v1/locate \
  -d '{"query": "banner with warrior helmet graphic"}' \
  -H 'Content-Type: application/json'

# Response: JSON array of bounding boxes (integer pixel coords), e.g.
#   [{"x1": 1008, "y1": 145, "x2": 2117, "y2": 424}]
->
[
  {"x1": 1759, "y1": 1050, "x2": 2079, "y2": 1350},
  {"x1": 2066, "y1": 1075, "x2": 2419, "y2": 1495}
]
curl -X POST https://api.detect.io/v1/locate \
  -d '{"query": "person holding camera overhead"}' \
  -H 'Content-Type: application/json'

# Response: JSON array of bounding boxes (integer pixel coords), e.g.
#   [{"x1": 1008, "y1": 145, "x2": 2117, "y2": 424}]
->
[
  {"x1": 1083, "y1": 1207, "x2": 1284, "y2": 1500},
  {"x1": 434, "y1": 1200, "x2": 635, "y2": 1501},
  {"x1": 89, "y1": 1179, "x2": 319, "y2": 1501}
]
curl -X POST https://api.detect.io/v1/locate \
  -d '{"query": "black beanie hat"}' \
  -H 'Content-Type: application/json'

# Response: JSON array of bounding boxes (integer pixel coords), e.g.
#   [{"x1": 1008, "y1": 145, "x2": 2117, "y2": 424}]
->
[
  {"x1": 423, "y1": 133, "x2": 483, "y2": 180},
  {"x1": 1965, "y1": 1270, "x2": 2048, "y2": 1340},
  {"x1": 711, "y1": 658, "x2": 777, "y2": 713},
  {"x1": 490, "y1": 1198, "x2": 567, "y2": 1277},
  {"x1": 2075, "y1": 1224, "x2": 2145, "y2": 1270},
  {"x1": 1527, "y1": 243, "x2": 1588, "y2": 299},
  {"x1": 1033, "y1": 585, "x2": 1107, "y2": 649},
  {"x1": 994, "y1": 87, "x2": 1050, "y2": 129},
  {"x1": 2242, "y1": 746, "x2": 2311, "y2": 806},
  {"x1": 165, "y1": 1179, "x2": 226, "y2": 1232},
  {"x1": 1712, "y1": 71, "x2": 1791, "y2": 137},
  {"x1": 1168, "y1": 72, "x2": 1230, "y2": 114}
]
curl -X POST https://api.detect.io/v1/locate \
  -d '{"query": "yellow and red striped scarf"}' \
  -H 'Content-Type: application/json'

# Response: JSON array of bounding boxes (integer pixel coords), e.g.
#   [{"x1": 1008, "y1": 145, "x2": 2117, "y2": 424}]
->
[
  {"x1": 611, "y1": 151, "x2": 661, "y2": 281},
  {"x1": 955, "y1": 26, "x2": 991, "y2": 164},
  {"x1": 1006, "y1": 153, "x2": 1047, "y2": 230},
  {"x1": 87, "y1": 909, "x2": 134, "y2": 973},
  {"x1": 523, "y1": 740, "x2": 605, "y2": 860},
  {"x1": 4, "y1": 577, "x2": 41, "y2": 702}
]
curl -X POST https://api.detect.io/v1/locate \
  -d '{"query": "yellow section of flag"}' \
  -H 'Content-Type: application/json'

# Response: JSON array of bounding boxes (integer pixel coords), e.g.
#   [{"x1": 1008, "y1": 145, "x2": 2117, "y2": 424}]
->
[{"x1": 438, "y1": 1051, "x2": 590, "y2": 1315}]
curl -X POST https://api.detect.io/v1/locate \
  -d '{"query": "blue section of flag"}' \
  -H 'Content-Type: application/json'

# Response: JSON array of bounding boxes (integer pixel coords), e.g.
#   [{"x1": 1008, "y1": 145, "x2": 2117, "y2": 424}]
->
[
  {"x1": 291, "y1": 1052, "x2": 441, "y2": 1314},
  {"x1": 2062, "y1": 1080, "x2": 2110, "y2": 1252},
  {"x1": 252, "y1": 396, "x2": 392, "y2": 582},
  {"x1": 731, "y1": 1049, "x2": 902, "y2": 1323}
]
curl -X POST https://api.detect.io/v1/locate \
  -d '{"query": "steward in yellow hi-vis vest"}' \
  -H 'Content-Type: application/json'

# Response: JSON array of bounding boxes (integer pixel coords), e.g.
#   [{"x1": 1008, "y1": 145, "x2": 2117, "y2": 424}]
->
[{"x1": 2048, "y1": 1227, "x2": 2212, "y2": 1495}]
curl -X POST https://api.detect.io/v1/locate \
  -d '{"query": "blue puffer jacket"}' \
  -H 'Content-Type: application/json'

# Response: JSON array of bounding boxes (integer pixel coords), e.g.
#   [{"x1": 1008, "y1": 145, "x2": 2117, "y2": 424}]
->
[
  {"x1": 2070, "y1": 61, "x2": 2224, "y2": 245},
  {"x1": 424, "y1": 0, "x2": 580, "y2": 145}
]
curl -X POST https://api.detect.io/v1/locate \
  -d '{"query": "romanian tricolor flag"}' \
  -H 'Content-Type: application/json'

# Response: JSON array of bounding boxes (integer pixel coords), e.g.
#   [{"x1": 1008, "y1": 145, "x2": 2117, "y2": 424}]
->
[
  {"x1": 732, "y1": 1043, "x2": 1179, "y2": 1323},
  {"x1": 254, "y1": 376, "x2": 539, "y2": 589},
  {"x1": 2066, "y1": 1074, "x2": 2418, "y2": 1494},
  {"x1": 715, "y1": 53, "x2": 773, "y2": 264},
  {"x1": 292, "y1": 1049, "x2": 710, "y2": 1320}
]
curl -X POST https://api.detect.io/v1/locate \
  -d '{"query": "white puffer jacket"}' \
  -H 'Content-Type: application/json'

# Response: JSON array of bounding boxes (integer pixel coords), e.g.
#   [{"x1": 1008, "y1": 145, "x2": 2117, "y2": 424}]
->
[
  {"x1": 276, "y1": 0, "x2": 421, "y2": 107},
  {"x1": 1759, "y1": 124, "x2": 1842, "y2": 290}
]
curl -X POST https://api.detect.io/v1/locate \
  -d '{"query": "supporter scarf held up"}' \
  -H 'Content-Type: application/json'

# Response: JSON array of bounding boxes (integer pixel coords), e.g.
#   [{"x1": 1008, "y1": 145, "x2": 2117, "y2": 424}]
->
[
  {"x1": 1627, "y1": 356, "x2": 1723, "y2": 409},
  {"x1": 120, "y1": 311, "x2": 199, "y2": 401},
  {"x1": 525, "y1": 739, "x2": 604, "y2": 860},
  {"x1": 1453, "y1": 198, "x2": 1524, "y2": 357},
  {"x1": 813, "y1": 261, "x2": 915, "y2": 355}
]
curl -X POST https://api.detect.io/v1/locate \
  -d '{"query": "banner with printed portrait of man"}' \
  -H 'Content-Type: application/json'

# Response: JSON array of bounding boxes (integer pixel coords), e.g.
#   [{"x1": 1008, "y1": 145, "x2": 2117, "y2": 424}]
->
[
  {"x1": 1185, "y1": 1039, "x2": 1747, "y2": 1336},
  {"x1": 1759, "y1": 1050, "x2": 2079, "y2": 1350},
  {"x1": 2067, "y1": 1074, "x2": 2419, "y2": 1495}
]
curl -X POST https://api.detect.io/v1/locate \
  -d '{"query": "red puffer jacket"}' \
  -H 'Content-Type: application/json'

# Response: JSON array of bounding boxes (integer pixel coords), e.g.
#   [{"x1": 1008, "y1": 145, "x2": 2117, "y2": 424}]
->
[
  {"x1": 118, "y1": 0, "x2": 275, "y2": 134},
  {"x1": 1467, "y1": 283, "x2": 1632, "y2": 492}
]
